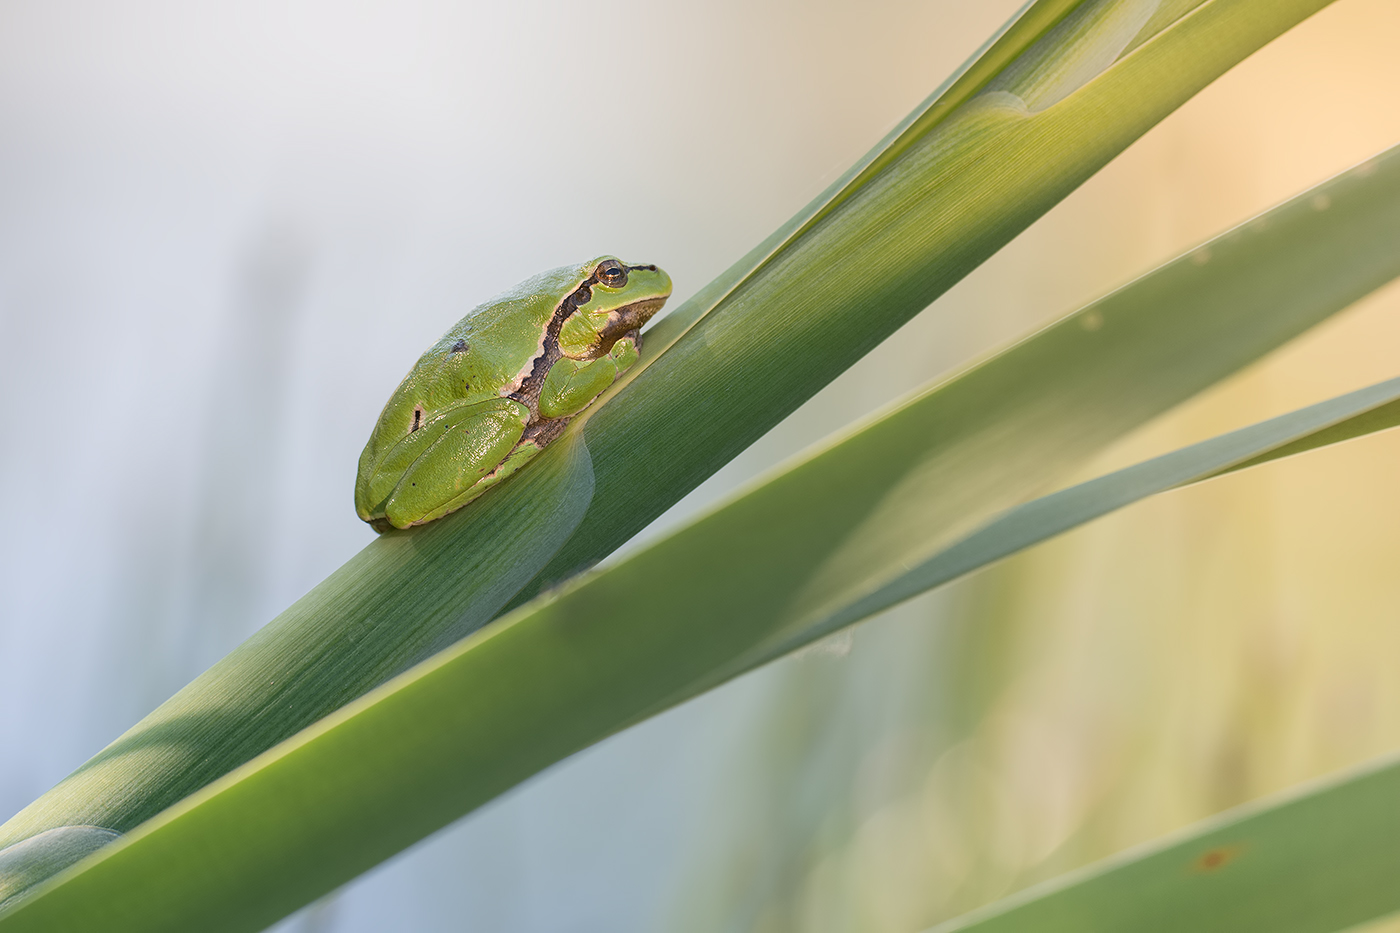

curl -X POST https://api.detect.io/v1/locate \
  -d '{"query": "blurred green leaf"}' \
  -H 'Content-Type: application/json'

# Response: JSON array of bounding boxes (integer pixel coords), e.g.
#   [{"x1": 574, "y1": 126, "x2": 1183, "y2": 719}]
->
[
  {"x1": 9, "y1": 113, "x2": 1399, "y2": 933},
  {"x1": 925, "y1": 751, "x2": 1400, "y2": 933}
]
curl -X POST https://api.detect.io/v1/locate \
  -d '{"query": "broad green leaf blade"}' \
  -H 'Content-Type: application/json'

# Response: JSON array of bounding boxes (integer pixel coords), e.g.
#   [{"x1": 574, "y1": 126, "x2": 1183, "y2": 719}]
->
[
  {"x1": 923, "y1": 752, "x2": 1400, "y2": 933},
  {"x1": 2, "y1": 0, "x2": 1329, "y2": 893},
  {"x1": 9, "y1": 139, "x2": 1399, "y2": 933}
]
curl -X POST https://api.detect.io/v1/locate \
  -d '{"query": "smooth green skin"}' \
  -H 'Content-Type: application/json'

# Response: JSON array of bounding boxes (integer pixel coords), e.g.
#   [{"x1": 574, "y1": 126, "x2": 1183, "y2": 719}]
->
[{"x1": 355, "y1": 257, "x2": 671, "y2": 530}]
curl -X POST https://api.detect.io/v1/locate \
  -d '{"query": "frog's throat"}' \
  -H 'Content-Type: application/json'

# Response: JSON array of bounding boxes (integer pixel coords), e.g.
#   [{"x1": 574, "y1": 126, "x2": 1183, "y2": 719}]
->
[{"x1": 592, "y1": 297, "x2": 667, "y2": 354}]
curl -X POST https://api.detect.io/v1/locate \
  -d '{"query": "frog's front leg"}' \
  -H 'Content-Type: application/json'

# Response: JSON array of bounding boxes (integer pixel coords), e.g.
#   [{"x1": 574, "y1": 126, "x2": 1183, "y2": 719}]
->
[
  {"x1": 538, "y1": 336, "x2": 640, "y2": 420},
  {"x1": 379, "y1": 398, "x2": 530, "y2": 529}
]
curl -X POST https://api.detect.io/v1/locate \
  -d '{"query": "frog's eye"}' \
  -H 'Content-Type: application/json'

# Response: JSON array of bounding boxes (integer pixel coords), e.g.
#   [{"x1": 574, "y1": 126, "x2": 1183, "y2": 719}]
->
[{"x1": 596, "y1": 260, "x2": 628, "y2": 288}]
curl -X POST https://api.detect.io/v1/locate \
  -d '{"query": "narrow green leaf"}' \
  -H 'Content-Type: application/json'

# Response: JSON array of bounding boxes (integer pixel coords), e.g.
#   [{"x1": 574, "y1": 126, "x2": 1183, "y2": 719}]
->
[
  {"x1": 8, "y1": 120, "x2": 1396, "y2": 933},
  {"x1": 923, "y1": 752, "x2": 1400, "y2": 933},
  {"x1": 796, "y1": 376, "x2": 1400, "y2": 658},
  {"x1": 2, "y1": 0, "x2": 1329, "y2": 895},
  {"x1": 1207, "y1": 395, "x2": 1400, "y2": 477}
]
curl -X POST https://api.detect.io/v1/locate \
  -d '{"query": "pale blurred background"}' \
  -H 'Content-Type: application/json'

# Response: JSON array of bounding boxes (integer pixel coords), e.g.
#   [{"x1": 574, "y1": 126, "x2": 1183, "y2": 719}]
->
[{"x1": 2, "y1": 1, "x2": 1399, "y2": 931}]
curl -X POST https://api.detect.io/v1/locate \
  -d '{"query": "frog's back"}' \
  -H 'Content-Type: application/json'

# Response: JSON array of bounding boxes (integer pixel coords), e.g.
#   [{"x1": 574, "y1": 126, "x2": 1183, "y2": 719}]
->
[
  {"x1": 360, "y1": 262, "x2": 589, "y2": 465},
  {"x1": 436, "y1": 262, "x2": 587, "y2": 400}
]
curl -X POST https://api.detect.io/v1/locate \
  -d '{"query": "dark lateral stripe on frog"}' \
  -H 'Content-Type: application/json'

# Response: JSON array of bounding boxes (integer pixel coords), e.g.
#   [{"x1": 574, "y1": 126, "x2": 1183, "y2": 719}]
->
[
  {"x1": 507, "y1": 264, "x2": 658, "y2": 421},
  {"x1": 508, "y1": 269, "x2": 604, "y2": 418}
]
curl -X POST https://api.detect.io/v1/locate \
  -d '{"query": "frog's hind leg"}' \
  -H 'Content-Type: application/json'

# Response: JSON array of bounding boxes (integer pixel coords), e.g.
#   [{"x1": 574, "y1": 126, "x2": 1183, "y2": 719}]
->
[
  {"x1": 382, "y1": 398, "x2": 529, "y2": 529},
  {"x1": 413, "y1": 436, "x2": 544, "y2": 525}
]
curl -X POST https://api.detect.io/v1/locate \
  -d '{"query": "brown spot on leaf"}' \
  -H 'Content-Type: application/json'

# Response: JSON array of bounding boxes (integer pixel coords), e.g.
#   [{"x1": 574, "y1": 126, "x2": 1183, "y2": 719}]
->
[{"x1": 1192, "y1": 845, "x2": 1244, "y2": 873}]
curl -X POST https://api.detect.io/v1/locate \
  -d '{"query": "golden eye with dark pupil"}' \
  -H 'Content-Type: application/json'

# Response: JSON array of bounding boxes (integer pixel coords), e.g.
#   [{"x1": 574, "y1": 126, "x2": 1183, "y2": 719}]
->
[{"x1": 596, "y1": 260, "x2": 627, "y2": 288}]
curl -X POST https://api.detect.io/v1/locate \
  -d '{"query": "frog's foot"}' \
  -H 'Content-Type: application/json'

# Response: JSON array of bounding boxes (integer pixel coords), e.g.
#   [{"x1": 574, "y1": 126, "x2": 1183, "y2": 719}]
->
[{"x1": 379, "y1": 398, "x2": 530, "y2": 529}]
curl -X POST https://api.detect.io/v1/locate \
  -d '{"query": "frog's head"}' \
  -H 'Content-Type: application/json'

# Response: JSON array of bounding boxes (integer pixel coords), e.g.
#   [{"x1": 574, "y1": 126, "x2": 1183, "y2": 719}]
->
[{"x1": 558, "y1": 256, "x2": 672, "y2": 359}]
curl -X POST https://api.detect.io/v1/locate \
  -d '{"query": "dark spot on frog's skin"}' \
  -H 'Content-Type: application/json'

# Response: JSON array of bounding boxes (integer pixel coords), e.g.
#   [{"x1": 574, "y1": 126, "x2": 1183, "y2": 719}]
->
[
  {"x1": 411, "y1": 406, "x2": 424, "y2": 432},
  {"x1": 451, "y1": 339, "x2": 468, "y2": 353}
]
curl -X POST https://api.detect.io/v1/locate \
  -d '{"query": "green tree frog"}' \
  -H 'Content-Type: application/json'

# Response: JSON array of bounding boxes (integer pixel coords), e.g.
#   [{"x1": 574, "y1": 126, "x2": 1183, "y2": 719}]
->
[{"x1": 355, "y1": 256, "x2": 672, "y2": 532}]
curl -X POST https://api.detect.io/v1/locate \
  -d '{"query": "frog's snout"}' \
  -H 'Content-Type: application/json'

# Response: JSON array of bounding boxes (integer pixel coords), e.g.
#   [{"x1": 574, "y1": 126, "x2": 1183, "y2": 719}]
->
[{"x1": 629, "y1": 263, "x2": 672, "y2": 301}]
